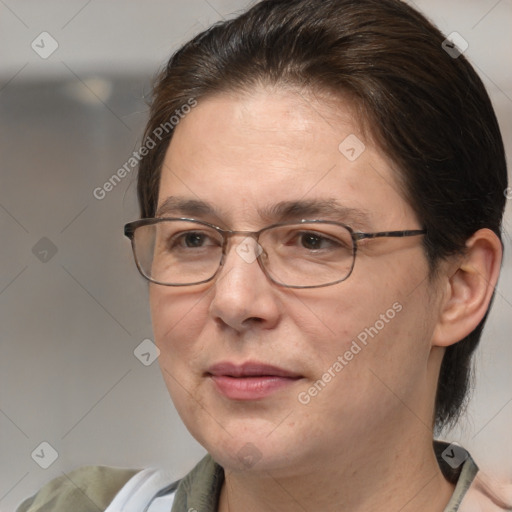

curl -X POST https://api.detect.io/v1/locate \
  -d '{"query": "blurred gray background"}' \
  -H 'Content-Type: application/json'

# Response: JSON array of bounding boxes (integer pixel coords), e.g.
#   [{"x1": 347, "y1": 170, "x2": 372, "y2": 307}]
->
[{"x1": 1, "y1": 0, "x2": 511, "y2": 510}]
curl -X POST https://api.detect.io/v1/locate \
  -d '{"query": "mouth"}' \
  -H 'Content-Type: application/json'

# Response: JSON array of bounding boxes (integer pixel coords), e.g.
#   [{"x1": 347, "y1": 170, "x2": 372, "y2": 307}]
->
[
  {"x1": 207, "y1": 361, "x2": 302, "y2": 378},
  {"x1": 206, "y1": 361, "x2": 303, "y2": 400}
]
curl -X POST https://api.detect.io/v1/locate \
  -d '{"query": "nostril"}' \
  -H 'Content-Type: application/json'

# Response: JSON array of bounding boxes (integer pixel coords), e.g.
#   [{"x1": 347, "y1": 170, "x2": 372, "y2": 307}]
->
[{"x1": 246, "y1": 317, "x2": 263, "y2": 324}]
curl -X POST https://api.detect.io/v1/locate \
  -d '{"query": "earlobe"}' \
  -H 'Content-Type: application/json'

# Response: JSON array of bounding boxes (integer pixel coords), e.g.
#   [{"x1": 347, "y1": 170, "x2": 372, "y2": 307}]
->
[{"x1": 431, "y1": 228, "x2": 503, "y2": 348}]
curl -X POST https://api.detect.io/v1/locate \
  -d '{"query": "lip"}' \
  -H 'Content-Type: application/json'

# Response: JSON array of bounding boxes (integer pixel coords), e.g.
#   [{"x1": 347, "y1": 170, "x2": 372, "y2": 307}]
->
[{"x1": 206, "y1": 361, "x2": 302, "y2": 400}]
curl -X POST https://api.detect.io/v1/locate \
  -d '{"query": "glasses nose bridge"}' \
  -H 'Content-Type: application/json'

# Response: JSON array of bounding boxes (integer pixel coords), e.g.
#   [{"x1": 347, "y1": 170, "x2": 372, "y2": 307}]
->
[{"x1": 220, "y1": 228, "x2": 262, "y2": 253}]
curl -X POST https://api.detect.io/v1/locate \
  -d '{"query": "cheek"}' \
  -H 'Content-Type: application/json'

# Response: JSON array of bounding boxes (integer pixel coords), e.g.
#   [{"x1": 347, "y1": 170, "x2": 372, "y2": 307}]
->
[
  {"x1": 293, "y1": 291, "x2": 433, "y2": 434},
  {"x1": 297, "y1": 269, "x2": 431, "y2": 380},
  {"x1": 149, "y1": 286, "x2": 211, "y2": 386},
  {"x1": 150, "y1": 286, "x2": 208, "y2": 345},
  {"x1": 150, "y1": 287, "x2": 212, "y2": 425},
  {"x1": 291, "y1": 283, "x2": 388, "y2": 355},
  {"x1": 289, "y1": 294, "x2": 361, "y2": 365}
]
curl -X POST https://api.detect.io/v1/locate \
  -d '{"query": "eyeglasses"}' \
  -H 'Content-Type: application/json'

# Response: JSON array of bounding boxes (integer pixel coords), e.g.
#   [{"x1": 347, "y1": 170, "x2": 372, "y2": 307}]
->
[{"x1": 124, "y1": 218, "x2": 426, "y2": 289}]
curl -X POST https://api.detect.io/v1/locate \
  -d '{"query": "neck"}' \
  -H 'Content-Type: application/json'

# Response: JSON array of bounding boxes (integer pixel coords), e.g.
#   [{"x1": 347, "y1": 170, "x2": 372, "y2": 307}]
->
[{"x1": 218, "y1": 431, "x2": 455, "y2": 512}]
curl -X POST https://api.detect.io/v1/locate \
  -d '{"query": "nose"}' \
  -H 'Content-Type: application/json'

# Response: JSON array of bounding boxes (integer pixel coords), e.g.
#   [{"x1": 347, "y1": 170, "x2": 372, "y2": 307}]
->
[{"x1": 208, "y1": 236, "x2": 281, "y2": 332}]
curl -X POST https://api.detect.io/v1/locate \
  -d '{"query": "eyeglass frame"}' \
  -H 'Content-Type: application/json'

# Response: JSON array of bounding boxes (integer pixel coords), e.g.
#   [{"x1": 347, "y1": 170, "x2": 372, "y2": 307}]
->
[{"x1": 124, "y1": 217, "x2": 427, "y2": 289}]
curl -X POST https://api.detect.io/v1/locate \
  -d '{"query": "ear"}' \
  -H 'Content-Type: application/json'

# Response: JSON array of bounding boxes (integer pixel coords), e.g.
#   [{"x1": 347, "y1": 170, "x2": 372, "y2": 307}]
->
[{"x1": 432, "y1": 228, "x2": 503, "y2": 348}]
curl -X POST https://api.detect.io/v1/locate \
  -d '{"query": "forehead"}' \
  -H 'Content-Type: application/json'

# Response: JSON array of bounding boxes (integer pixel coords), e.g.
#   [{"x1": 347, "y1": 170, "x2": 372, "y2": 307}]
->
[{"x1": 157, "y1": 87, "x2": 417, "y2": 230}]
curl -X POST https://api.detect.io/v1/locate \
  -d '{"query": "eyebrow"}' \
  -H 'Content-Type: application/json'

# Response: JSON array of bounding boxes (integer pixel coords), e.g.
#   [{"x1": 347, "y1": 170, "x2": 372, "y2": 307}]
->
[
  {"x1": 260, "y1": 199, "x2": 372, "y2": 228},
  {"x1": 155, "y1": 196, "x2": 372, "y2": 229},
  {"x1": 155, "y1": 196, "x2": 214, "y2": 218}
]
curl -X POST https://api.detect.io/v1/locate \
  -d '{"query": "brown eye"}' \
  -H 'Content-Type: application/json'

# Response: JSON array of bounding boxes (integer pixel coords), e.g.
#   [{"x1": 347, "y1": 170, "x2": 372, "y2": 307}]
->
[
  {"x1": 296, "y1": 231, "x2": 344, "y2": 251},
  {"x1": 182, "y1": 232, "x2": 208, "y2": 248},
  {"x1": 300, "y1": 233, "x2": 325, "y2": 250},
  {"x1": 167, "y1": 230, "x2": 220, "y2": 250}
]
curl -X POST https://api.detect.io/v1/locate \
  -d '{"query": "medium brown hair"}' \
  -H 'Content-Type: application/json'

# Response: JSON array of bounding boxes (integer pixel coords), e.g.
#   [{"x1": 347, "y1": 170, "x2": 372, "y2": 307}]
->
[{"x1": 136, "y1": 0, "x2": 507, "y2": 430}]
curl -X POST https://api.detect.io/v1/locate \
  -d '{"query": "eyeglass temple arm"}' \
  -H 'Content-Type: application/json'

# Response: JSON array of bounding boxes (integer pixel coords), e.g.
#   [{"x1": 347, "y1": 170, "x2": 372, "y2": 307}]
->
[{"x1": 355, "y1": 229, "x2": 427, "y2": 240}]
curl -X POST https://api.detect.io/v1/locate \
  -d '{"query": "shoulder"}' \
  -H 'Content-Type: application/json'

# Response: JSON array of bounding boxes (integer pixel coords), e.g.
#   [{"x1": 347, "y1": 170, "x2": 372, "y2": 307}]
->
[
  {"x1": 434, "y1": 441, "x2": 512, "y2": 511},
  {"x1": 459, "y1": 471, "x2": 512, "y2": 511},
  {"x1": 16, "y1": 465, "x2": 141, "y2": 512}
]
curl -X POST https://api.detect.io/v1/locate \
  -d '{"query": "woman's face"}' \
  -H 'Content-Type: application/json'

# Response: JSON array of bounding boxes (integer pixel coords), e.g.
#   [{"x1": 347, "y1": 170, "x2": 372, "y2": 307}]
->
[{"x1": 150, "y1": 87, "x2": 442, "y2": 476}]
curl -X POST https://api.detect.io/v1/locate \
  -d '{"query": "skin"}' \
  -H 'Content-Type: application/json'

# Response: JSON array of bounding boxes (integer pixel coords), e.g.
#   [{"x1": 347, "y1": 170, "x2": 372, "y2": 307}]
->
[{"x1": 149, "y1": 85, "x2": 502, "y2": 512}]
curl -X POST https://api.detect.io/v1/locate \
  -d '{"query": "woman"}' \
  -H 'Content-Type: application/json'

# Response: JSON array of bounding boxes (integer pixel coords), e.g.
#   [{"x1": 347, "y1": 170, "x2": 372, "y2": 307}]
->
[{"x1": 17, "y1": 0, "x2": 511, "y2": 510}]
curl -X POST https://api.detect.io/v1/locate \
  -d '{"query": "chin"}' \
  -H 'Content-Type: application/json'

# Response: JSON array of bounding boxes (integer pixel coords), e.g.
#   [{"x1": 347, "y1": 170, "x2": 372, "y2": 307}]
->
[{"x1": 194, "y1": 425, "x2": 314, "y2": 477}]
